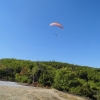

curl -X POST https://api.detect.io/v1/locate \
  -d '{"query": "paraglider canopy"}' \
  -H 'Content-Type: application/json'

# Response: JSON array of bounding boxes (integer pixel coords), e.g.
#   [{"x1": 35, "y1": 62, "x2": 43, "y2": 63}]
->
[{"x1": 50, "y1": 22, "x2": 63, "y2": 29}]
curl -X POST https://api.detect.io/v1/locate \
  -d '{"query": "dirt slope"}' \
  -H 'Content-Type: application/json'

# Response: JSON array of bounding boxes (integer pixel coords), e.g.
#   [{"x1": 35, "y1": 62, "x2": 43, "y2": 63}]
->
[{"x1": 0, "y1": 86, "x2": 90, "y2": 100}]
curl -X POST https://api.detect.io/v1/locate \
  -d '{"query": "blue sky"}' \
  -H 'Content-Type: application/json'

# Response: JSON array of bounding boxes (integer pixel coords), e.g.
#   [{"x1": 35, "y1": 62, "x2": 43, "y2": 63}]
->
[{"x1": 0, "y1": 0, "x2": 100, "y2": 68}]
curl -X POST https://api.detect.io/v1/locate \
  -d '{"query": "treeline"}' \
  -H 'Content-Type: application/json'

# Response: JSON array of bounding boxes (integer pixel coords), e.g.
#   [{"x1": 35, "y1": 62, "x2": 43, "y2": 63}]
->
[{"x1": 0, "y1": 58, "x2": 100, "y2": 99}]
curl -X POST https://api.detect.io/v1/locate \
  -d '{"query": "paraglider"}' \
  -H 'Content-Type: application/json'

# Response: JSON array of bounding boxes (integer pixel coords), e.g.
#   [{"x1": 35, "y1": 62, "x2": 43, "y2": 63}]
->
[
  {"x1": 55, "y1": 34, "x2": 57, "y2": 36},
  {"x1": 50, "y1": 22, "x2": 63, "y2": 29}
]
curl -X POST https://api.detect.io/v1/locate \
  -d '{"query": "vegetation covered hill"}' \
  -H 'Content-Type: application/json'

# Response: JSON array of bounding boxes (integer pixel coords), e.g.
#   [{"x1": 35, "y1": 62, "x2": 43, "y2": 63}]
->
[{"x1": 0, "y1": 58, "x2": 100, "y2": 99}]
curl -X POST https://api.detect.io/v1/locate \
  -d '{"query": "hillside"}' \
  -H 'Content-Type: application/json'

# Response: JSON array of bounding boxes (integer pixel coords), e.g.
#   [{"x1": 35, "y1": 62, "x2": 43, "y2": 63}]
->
[
  {"x1": 0, "y1": 85, "x2": 90, "y2": 100},
  {"x1": 0, "y1": 58, "x2": 100, "y2": 99}
]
